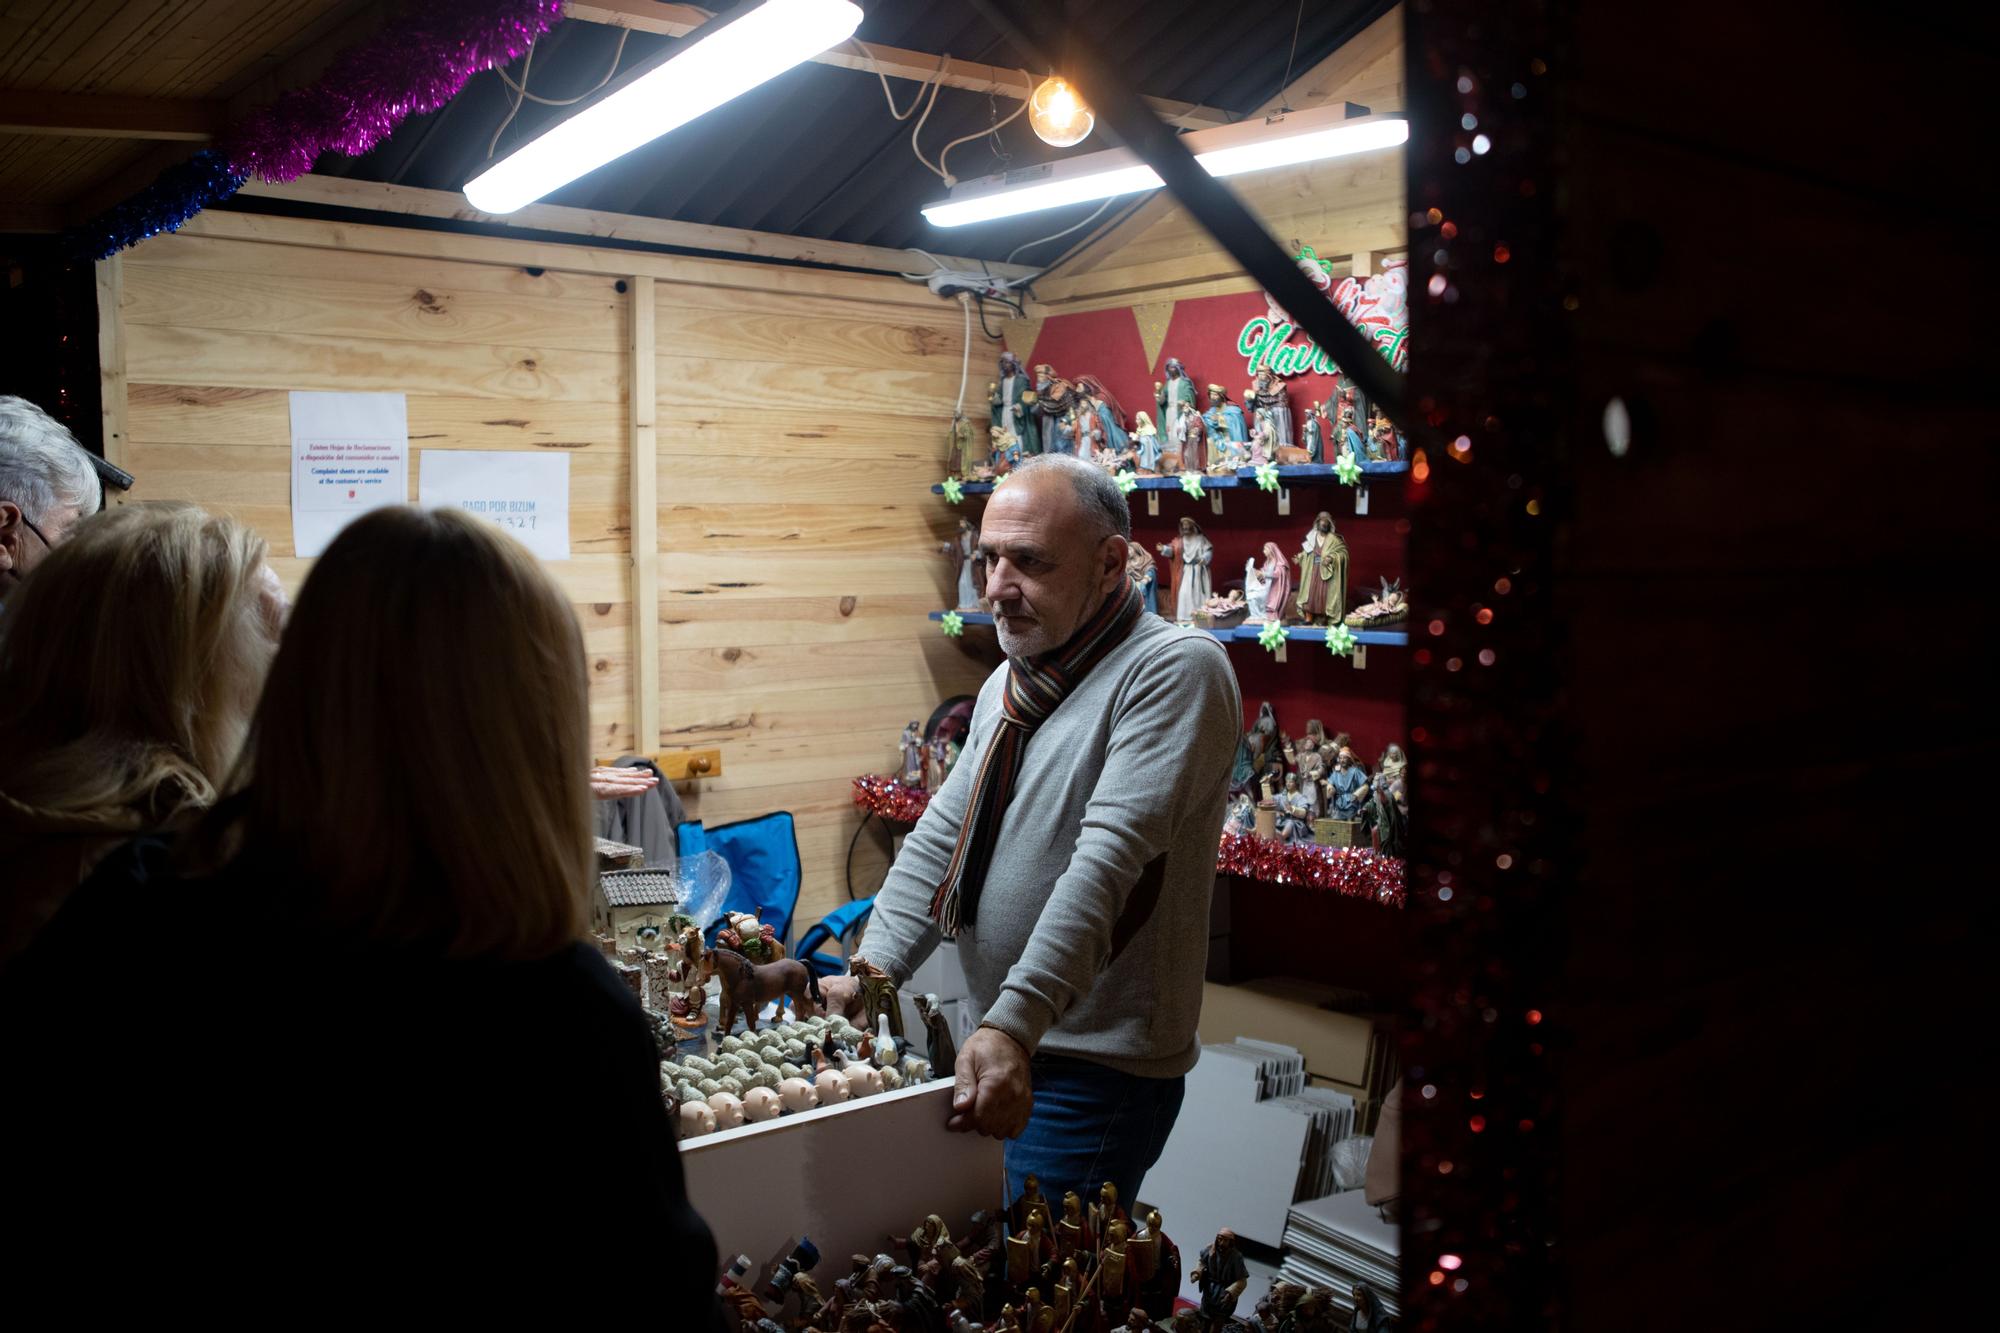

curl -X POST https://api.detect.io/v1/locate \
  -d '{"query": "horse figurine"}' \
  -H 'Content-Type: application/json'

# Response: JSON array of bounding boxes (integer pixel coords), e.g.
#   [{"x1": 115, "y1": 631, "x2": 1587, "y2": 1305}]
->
[{"x1": 709, "y1": 947, "x2": 821, "y2": 1034}]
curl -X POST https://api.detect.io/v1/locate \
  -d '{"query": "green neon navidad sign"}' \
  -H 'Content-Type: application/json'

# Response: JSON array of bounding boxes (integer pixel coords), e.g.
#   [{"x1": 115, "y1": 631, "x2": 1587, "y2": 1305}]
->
[{"x1": 1237, "y1": 316, "x2": 1341, "y2": 378}]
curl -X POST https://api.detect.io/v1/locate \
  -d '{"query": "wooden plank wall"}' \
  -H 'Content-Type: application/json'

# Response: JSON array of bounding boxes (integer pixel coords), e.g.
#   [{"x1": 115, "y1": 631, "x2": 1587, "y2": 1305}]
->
[
  {"x1": 112, "y1": 212, "x2": 997, "y2": 929},
  {"x1": 648, "y1": 272, "x2": 998, "y2": 916}
]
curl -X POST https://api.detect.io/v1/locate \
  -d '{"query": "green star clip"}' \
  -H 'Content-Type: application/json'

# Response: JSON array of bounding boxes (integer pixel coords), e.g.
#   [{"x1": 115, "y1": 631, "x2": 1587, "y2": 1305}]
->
[
  {"x1": 1178, "y1": 470, "x2": 1206, "y2": 499},
  {"x1": 1325, "y1": 624, "x2": 1359, "y2": 656},
  {"x1": 1254, "y1": 462, "x2": 1282, "y2": 492},
  {"x1": 1114, "y1": 471, "x2": 1139, "y2": 496},
  {"x1": 1257, "y1": 620, "x2": 1288, "y2": 652},
  {"x1": 941, "y1": 611, "x2": 965, "y2": 637},
  {"x1": 941, "y1": 477, "x2": 965, "y2": 504},
  {"x1": 1333, "y1": 452, "x2": 1363, "y2": 486}
]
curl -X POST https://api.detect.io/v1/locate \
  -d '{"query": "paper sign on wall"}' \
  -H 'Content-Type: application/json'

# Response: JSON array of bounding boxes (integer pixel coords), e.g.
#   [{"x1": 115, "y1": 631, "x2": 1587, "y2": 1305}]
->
[
  {"x1": 418, "y1": 450, "x2": 571, "y2": 561},
  {"x1": 289, "y1": 391, "x2": 410, "y2": 558}
]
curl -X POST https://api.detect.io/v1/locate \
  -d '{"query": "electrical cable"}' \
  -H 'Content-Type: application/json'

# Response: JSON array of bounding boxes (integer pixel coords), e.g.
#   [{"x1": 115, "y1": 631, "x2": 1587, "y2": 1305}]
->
[
  {"x1": 486, "y1": 41, "x2": 535, "y2": 159},
  {"x1": 1004, "y1": 194, "x2": 1118, "y2": 264},
  {"x1": 486, "y1": 29, "x2": 631, "y2": 160},
  {"x1": 935, "y1": 75, "x2": 1031, "y2": 185},
  {"x1": 908, "y1": 65, "x2": 950, "y2": 178},
  {"x1": 1276, "y1": 0, "x2": 1306, "y2": 112},
  {"x1": 854, "y1": 40, "x2": 949, "y2": 120},
  {"x1": 952, "y1": 291, "x2": 973, "y2": 422},
  {"x1": 494, "y1": 28, "x2": 630, "y2": 106}
]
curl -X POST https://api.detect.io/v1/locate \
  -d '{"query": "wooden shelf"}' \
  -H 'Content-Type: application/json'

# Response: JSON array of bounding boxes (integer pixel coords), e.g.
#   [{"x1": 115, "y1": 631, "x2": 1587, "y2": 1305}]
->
[
  {"x1": 929, "y1": 610, "x2": 1408, "y2": 647},
  {"x1": 932, "y1": 460, "x2": 1410, "y2": 496}
]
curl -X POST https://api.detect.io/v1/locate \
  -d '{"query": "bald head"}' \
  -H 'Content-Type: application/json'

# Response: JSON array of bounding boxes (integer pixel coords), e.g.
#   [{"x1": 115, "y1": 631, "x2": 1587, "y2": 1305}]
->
[{"x1": 977, "y1": 458, "x2": 1129, "y2": 658}]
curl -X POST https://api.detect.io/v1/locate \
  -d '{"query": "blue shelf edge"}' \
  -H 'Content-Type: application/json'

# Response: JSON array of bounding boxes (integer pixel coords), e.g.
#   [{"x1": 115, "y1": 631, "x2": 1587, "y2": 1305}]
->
[
  {"x1": 931, "y1": 460, "x2": 1409, "y2": 496},
  {"x1": 927, "y1": 611, "x2": 1407, "y2": 647}
]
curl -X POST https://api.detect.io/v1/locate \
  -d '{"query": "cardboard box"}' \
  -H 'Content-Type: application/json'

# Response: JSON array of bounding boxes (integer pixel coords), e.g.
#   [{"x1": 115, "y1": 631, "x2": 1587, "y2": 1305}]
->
[{"x1": 1199, "y1": 978, "x2": 1388, "y2": 1091}]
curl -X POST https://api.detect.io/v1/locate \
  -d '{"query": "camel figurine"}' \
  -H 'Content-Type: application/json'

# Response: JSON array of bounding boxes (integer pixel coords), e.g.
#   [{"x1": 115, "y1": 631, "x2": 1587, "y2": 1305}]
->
[{"x1": 709, "y1": 946, "x2": 822, "y2": 1034}]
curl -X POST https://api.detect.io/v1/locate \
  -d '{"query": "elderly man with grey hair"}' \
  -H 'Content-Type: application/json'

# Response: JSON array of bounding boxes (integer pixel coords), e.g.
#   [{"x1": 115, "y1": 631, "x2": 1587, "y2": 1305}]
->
[
  {"x1": 821, "y1": 453, "x2": 1240, "y2": 1215},
  {"x1": 0, "y1": 396, "x2": 102, "y2": 594}
]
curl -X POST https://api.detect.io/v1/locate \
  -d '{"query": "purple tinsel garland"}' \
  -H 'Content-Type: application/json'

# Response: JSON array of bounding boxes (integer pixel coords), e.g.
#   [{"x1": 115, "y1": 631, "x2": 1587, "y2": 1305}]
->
[{"x1": 69, "y1": 0, "x2": 563, "y2": 260}]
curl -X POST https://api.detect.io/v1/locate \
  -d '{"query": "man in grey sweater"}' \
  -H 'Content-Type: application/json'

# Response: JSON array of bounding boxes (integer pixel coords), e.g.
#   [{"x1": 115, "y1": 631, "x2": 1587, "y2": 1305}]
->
[{"x1": 822, "y1": 455, "x2": 1240, "y2": 1210}]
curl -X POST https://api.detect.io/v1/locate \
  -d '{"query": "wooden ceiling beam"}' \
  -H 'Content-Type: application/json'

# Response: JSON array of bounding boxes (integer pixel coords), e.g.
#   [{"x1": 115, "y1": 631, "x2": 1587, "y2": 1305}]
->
[
  {"x1": 1045, "y1": 3, "x2": 1408, "y2": 281},
  {"x1": 0, "y1": 90, "x2": 225, "y2": 141},
  {"x1": 233, "y1": 173, "x2": 1041, "y2": 280},
  {"x1": 563, "y1": 0, "x2": 1237, "y2": 129}
]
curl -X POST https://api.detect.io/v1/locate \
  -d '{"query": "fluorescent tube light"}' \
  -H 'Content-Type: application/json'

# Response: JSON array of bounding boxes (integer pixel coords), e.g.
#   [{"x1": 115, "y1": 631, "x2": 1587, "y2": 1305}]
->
[
  {"x1": 922, "y1": 108, "x2": 1409, "y2": 228},
  {"x1": 465, "y1": 0, "x2": 863, "y2": 215}
]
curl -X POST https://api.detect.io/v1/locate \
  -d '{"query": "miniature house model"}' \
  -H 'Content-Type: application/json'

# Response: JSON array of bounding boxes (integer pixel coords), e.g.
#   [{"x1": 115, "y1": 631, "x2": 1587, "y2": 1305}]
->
[{"x1": 594, "y1": 870, "x2": 684, "y2": 953}]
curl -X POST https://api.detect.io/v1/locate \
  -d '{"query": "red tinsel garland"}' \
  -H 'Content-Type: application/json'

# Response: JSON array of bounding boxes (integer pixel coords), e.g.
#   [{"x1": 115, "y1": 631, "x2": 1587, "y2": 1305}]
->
[
  {"x1": 1216, "y1": 831, "x2": 1407, "y2": 906},
  {"x1": 852, "y1": 775, "x2": 932, "y2": 825}
]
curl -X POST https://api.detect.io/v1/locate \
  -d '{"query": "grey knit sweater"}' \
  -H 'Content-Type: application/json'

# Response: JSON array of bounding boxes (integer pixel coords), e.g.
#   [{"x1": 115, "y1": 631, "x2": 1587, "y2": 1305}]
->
[{"x1": 858, "y1": 612, "x2": 1241, "y2": 1078}]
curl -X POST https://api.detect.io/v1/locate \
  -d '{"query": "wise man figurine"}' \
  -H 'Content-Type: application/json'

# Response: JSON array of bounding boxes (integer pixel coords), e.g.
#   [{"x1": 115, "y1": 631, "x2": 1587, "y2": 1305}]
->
[
  {"x1": 1337, "y1": 407, "x2": 1366, "y2": 463},
  {"x1": 1293, "y1": 511, "x2": 1349, "y2": 625},
  {"x1": 991, "y1": 352, "x2": 1029, "y2": 449},
  {"x1": 1203, "y1": 383, "x2": 1248, "y2": 443},
  {"x1": 1155, "y1": 356, "x2": 1199, "y2": 449},
  {"x1": 1031, "y1": 364, "x2": 1067, "y2": 455},
  {"x1": 1302, "y1": 400, "x2": 1328, "y2": 464}
]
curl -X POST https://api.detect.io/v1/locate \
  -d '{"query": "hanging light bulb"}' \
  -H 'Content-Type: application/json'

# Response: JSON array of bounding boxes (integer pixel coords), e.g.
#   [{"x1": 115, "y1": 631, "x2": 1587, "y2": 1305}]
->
[{"x1": 1028, "y1": 74, "x2": 1094, "y2": 147}]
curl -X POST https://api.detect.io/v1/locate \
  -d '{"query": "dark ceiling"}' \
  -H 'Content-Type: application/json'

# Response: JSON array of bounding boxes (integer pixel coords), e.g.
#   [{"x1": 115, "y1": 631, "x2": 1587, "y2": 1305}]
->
[{"x1": 299, "y1": 0, "x2": 1395, "y2": 267}]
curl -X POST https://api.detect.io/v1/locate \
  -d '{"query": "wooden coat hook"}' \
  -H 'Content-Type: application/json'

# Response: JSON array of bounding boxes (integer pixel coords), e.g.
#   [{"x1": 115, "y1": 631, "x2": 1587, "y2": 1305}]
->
[{"x1": 596, "y1": 748, "x2": 723, "y2": 780}]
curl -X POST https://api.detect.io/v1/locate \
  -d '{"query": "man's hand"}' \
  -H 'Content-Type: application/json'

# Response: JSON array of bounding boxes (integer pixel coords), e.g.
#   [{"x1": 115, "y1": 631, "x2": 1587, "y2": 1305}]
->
[
  {"x1": 814, "y1": 974, "x2": 867, "y2": 1021},
  {"x1": 947, "y1": 1026, "x2": 1032, "y2": 1139},
  {"x1": 589, "y1": 766, "x2": 659, "y2": 800}
]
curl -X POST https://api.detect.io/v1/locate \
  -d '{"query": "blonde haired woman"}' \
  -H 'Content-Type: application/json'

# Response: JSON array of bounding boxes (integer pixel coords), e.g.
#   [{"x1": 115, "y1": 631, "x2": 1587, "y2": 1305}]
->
[
  {"x1": 0, "y1": 502, "x2": 281, "y2": 967},
  {"x1": 7, "y1": 507, "x2": 718, "y2": 1307}
]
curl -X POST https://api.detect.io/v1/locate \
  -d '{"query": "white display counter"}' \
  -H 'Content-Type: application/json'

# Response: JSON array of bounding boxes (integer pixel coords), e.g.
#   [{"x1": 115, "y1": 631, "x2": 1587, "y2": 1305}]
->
[{"x1": 682, "y1": 1080, "x2": 1003, "y2": 1275}]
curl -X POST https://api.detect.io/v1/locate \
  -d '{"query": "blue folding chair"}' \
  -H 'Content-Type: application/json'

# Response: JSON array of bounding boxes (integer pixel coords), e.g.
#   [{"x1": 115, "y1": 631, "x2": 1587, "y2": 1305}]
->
[
  {"x1": 795, "y1": 896, "x2": 875, "y2": 979},
  {"x1": 677, "y1": 812, "x2": 802, "y2": 948}
]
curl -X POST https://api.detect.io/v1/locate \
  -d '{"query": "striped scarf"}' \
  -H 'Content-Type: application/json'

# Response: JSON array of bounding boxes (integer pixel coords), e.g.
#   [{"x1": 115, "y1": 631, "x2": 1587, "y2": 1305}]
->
[{"x1": 929, "y1": 576, "x2": 1144, "y2": 937}]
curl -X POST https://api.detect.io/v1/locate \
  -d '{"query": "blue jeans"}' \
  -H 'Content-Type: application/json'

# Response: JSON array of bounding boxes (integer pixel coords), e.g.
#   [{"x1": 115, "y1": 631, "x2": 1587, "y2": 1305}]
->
[{"x1": 1004, "y1": 1053, "x2": 1187, "y2": 1214}]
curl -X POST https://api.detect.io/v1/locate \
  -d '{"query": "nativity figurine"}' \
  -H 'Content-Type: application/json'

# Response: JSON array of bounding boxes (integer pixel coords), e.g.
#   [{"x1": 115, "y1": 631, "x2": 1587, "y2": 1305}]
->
[
  {"x1": 1131, "y1": 411, "x2": 1164, "y2": 474},
  {"x1": 848, "y1": 954, "x2": 905, "y2": 1043},
  {"x1": 1365, "y1": 743, "x2": 1409, "y2": 858},
  {"x1": 1154, "y1": 357, "x2": 1199, "y2": 455},
  {"x1": 1367, "y1": 410, "x2": 1402, "y2": 463},
  {"x1": 1292, "y1": 512, "x2": 1350, "y2": 625},
  {"x1": 1325, "y1": 746, "x2": 1371, "y2": 822},
  {"x1": 1203, "y1": 383, "x2": 1248, "y2": 445},
  {"x1": 1126, "y1": 542, "x2": 1160, "y2": 618},
  {"x1": 899, "y1": 721, "x2": 926, "y2": 787},
  {"x1": 1336, "y1": 408, "x2": 1366, "y2": 464},
  {"x1": 1076, "y1": 374, "x2": 1130, "y2": 461},
  {"x1": 1276, "y1": 775, "x2": 1316, "y2": 845},
  {"x1": 1172, "y1": 404, "x2": 1208, "y2": 473},
  {"x1": 1243, "y1": 554, "x2": 1269, "y2": 615},
  {"x1": 951, "y1": 414, "x2": 983, "y2": 479},
  {"x1": 1301, "y1": 401, "x2": 1327, "y2": 464},
  {"x1": 1232, "y1": 701, "x2": 1281, "y2": 795},
  {"x1": 912, "y1": 992, "x2": 958, "y2": 1079},
  {"x1": 1156, "y1": 517, "x2": 1214, "y2": 623},
  {"x1": 1030, "y1": 365, "x2": 1077, "y2": 455},
  {"x1": 1192, "y1": 1229, "x2": 1250, "y2": 1333},
  {"x1": 1343, "y1": 576, "x2": 1408, "y2": 628},
  {"x1": 991, "y1": 352, "x2": 1030, "y2": 452},
  {"x1": 1254, "y1": 541, "x2": 1293, "y2": 625},
  {"x1": 1196, "y1": 588, "x2": 1248, "y2": 629},
  {"x1": 1246, "y1": 368, "x2": 1293, "y2": 451},
  {"x1": 942, "y1": 516, "x2": 985, "y2": 612},
  {"x1": 988, "y1": 425, "x2": 1022, "y2": 475}
]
